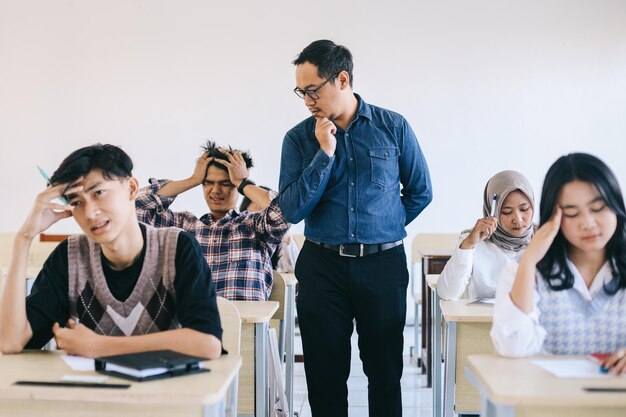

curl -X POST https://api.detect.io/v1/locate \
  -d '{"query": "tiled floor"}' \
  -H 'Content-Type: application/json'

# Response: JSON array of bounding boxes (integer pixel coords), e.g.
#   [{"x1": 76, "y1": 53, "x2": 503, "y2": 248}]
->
[{"x1": 291, "y1": 324, "x2": 433, "y2": 417}]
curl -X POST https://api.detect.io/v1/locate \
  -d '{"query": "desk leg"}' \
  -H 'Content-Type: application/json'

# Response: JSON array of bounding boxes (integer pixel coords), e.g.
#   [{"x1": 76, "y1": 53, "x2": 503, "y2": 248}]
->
[
  {"x1": 431, "y1": 288, "x2": 442, "y2": 417},
  {"x1": 227, "y1": 373, "x2": 239, "y2": 417},
  {"x1": 464, "y1": 366, "x2": 516, "y2": 417},
  {"x1": 285, "y1": 284, "x2": 296, "y2": 417},
  {"x1": 255, "y1": 322, "x2": 269, "y2": 417},
  {"x1": 443, "y1": 321, "x2": 457, "y2": 417}
]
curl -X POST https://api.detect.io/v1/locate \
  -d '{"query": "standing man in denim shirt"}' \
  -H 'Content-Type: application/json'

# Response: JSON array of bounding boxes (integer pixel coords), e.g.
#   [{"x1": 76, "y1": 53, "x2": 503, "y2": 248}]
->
[{"x1": 279, "y1": 40, "x2": 432, "y2": 417}]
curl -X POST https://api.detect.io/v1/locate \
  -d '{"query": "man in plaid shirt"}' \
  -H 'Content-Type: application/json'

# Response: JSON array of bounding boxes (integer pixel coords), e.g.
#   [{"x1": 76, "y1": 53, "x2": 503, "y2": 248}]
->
[{"x1": 136, "y1": 141, "x2": 290, "y2": 300}]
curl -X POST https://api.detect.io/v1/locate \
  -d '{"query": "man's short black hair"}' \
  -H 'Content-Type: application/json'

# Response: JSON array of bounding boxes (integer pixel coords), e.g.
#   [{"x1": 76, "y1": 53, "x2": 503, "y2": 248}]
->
[
  {"x1": 50, "y1": 143, "x2": 133, "y2": 186},
  {"x1": 293, "y1": 39, "x2": 354, "y2": 87},
  {"x1": 201, "y1": 140, "x2": 254, "y2": 172}
]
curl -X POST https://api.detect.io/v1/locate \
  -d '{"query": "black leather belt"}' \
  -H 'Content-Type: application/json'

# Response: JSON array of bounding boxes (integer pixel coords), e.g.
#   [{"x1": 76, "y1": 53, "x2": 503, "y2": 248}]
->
[{"x1": 306, "y1": 238, "x2": 403, "y2": 257}]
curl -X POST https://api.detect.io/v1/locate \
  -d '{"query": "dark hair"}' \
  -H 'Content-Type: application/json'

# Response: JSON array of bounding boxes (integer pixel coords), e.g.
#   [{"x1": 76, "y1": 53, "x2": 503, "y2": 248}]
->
[
  {"x1": 292, "y1": 39, "x2": 354, "y2": 87},
  {"x1": 239, "y1": 185, "x2": 271, "y2": 212},
  {"x1": 50, "y1": 143, "x2": 133, "y2": 186},
  {"x1": 537, "y1": 153, "x2": 626, "y2": 294},
  {"x1": 201, "y1": 140, "x2": 253, "y2": 173}
]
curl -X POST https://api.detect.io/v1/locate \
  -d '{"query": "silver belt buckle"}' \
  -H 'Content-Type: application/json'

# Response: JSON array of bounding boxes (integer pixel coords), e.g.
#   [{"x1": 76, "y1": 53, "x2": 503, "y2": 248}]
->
[{"x1": 339, "y1": 244, "x2": 364, "y2": 257}]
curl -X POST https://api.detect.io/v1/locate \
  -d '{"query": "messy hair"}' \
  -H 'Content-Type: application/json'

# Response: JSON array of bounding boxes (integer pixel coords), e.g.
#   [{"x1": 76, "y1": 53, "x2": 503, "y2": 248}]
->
[{"x1": 201, "y1": 140, "x2": 254, "y2": 172}]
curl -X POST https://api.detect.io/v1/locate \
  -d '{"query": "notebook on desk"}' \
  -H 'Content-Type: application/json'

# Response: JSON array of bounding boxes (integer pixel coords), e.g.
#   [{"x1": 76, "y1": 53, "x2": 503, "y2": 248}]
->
[{"x1": 95, "y1": 350, "x2": 209, "y2": 381}]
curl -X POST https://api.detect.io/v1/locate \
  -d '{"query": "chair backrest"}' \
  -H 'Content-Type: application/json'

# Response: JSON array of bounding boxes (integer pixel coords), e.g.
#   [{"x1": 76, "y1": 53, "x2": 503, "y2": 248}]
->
[
  {"x1": 216, "y1": 296, "x2": 242, "y2": 355},
  {"x1": 291, "y1": 234, "x2": 305, "y2": 251},
  {"x1": 269, "y1": 270, "x2": 287, "y2": 321},
  {"x1": 0, "y1": 233, "x2": 15, "y2": 269},
  {"x1": 39, "y1": 233, "x2": 72, "y2": 242},
  {"x1": 0, "y1": 233, "x2": 69, "y2": 274},
  {"x1": 411, "y1": 233, "x2": 458, "y2": 264}
]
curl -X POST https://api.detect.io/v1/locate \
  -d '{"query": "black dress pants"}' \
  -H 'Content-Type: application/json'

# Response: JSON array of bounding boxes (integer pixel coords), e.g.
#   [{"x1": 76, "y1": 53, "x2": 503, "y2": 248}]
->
[{"x1": 295, "y1": 241, "x2": 409, "y2": 417}]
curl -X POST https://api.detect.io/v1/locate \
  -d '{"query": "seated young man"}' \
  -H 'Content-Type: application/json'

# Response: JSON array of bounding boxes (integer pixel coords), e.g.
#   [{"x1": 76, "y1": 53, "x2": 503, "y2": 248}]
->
[
  {"x1": 0, "y1": 144, "x2": 222, "y2": 359},
  {"x1": 135, "y1": 141, "x2": 290, "y2": 301}
]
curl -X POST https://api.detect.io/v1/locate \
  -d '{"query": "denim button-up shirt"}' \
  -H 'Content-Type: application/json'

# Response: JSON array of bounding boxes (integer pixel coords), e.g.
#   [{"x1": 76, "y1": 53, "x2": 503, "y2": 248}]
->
[{"x1": 279, "y1": 94, "x2": 432, "y2": 245}]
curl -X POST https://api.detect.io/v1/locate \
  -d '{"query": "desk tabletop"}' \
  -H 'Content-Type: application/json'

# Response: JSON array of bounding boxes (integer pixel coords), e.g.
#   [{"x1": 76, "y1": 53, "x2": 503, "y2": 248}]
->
[
  {"x1": 418, "y1": 249, "x2": 453, "y2": 257},
  {"x1": 440, "y1": 299, "x2": 493, "y2": 322},
  {"x1": 426, "y1": 274, "x2": 439, "y2": 290},
  {"x1": 467, "y1": 354, "x2": 626, "y2": 408},
  {"x1": 0, "y1": 350, "x2": 241, "y2": 406},
  {"x1": 230, "y1": 301, "x2": 279, "y2": 323}
]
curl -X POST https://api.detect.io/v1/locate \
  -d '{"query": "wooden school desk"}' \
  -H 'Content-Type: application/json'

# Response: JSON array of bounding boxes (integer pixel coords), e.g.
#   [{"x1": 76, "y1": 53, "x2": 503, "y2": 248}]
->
[
  {"x1": 0, "y1": 350, "x2": 241, "y2": 417},
  {"x1": 465, "y1": 354, "x2": 626, "y2": 417},
  {"x1": 231, "y1": 301, "x2": 279, "y2": 417},
  {"x1": 440, "y1": 298, "x2": 494, "y2": 417}
]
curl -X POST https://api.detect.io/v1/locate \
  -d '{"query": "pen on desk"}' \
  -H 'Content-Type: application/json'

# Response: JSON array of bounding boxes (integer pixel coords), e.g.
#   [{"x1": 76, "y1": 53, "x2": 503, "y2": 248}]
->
[
  {"x1": 584, "y1": 387, "x2": 626, "y2": 393},
  {"x1": 15, "y1": 380, "x2": 130, "y2": 389},
  {"x1": 489, "y1": 194, "x2": 497, "y2": 217},
  {"x1": 37, "y1": 165, "x2": 69, "y2": 205}
]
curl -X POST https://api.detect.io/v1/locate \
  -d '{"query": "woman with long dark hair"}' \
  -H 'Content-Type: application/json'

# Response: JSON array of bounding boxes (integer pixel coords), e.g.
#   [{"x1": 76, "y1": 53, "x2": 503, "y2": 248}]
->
[{"x1": 491, "y1": 153, "x2": 626, "y2": 373}]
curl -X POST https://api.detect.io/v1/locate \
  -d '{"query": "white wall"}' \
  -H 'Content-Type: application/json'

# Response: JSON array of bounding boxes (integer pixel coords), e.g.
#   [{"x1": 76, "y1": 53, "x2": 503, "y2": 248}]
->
[{"x1": 1, "y1": 0, "x2": 625, "y2": 238}]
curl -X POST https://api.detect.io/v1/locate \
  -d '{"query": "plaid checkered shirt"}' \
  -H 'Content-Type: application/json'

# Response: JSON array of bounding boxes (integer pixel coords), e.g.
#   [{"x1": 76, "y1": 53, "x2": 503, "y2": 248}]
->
[{"x1": 135, "y1": 179, "x2": 290, "y2": 301}]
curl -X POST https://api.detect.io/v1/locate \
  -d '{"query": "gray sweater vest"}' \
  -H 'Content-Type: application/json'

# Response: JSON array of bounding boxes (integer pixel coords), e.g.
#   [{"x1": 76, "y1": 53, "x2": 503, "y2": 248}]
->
[
  {"x1": 537, "y1": 277, "x2": 626, "y2": 354},
  {"x1": 67, "y1": 226, "x2": 181, "y2": 336}
]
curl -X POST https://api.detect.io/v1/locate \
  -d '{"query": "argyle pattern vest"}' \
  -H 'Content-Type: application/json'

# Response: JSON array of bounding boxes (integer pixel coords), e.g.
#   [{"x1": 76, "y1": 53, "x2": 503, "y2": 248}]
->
[
  {"x1": 537, "y1": 276, "x2": 626, "y2": 354},
  {"x1": 67, "y1": 225, "x2": 180, "y2": 336}
]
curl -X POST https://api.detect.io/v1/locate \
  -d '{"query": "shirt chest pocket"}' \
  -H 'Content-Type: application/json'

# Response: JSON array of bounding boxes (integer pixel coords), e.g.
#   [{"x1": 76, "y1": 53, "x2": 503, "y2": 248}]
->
[{"x1": 369, "y1": 147, "x2": 400, "y2": 187}]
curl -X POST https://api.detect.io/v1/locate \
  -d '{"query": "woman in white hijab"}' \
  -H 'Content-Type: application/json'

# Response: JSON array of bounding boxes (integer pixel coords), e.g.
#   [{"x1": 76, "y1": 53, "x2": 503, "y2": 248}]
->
[{"x1": 438, "y1": 170, "x2": 535, "y2": 300}]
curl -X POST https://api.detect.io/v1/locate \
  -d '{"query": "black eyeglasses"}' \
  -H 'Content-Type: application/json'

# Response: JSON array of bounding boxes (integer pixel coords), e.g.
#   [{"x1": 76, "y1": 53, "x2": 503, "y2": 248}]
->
[{"x1": 293, "y1": 72, "x2": 341, "y2": 100}]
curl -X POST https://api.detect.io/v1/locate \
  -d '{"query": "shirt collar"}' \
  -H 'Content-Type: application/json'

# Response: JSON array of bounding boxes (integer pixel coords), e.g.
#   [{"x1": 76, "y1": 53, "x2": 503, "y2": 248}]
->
[
  {"x1": 201, "y1": 209, "x2": 240, "y2": 224},
  {"x1": 354, "y1": 93, "x2": 373, "y2": 121},
  {"x1": 566, "y1": 258, "x2": 612, "y2": 300}
]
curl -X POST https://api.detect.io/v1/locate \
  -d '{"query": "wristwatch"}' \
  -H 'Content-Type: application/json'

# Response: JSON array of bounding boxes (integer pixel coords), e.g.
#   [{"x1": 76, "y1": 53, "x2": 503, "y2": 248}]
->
[{"x1": 237, "y1": 178, "x2": 256, "y2": 195}]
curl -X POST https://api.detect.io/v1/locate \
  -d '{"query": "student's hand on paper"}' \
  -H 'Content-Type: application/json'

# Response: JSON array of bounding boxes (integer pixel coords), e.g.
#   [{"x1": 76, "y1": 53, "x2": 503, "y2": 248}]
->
[
  {"x1": 521, "y1": 205, "x2": 562, "y2": 266},
  {"x1": 602, "y1": 348, "x2": 626, "y2": 375},
  {"x1": 460, "y1": 217, "x2": 498, "y2": 249},
  {"x1": 315, "y1": 117, "x2": 337, "y2": 157},
  {"x1": 18, "y1": 182, "x2": 82, "y2": 240},
  {"x1": 52, "y1": 319, "x2": 102, "y2": 358},
  {"x1": 191, "y1": 153, "x2": 212, "y2": 185},
  {"x1": 218, "y1": 148, "x2": 249, "y2": 187}
]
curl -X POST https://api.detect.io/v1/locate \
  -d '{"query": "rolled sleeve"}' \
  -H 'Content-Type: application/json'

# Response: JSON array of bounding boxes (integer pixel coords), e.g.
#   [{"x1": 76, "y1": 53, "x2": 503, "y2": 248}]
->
[
  {"x1": 254, "y1": 193, "x2": 291, "y2": 245},
  {"x1": 490, "y1": 260, "x2": 546, "y2": 357},
  {"x1": 135, "y1": 179, "x2": 200, "y2": 230}
]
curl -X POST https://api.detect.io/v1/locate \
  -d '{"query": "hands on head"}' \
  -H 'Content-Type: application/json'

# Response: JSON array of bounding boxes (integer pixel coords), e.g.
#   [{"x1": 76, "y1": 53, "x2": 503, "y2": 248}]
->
[
  {"x1": 192, "y1": 149, "x2": 251, "y2": 188},
  {"x1": 521, "y1": 205, "x2": 563, "y2": 266},
  {"x1": 20, "y1": 180, "x2": 84, "y2": 240},
  {"x1": 191, "y1": 153, "x2": 213, "y2": 185},
  {"x1": 217, "y1": 148, "x2": 250, "y2": 188}
]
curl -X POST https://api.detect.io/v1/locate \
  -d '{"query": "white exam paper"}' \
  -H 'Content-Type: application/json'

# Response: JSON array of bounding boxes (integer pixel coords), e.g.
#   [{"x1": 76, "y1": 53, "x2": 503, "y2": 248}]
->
[
  {"x1": 532, "y1": 358, "x2": 607, "y2": 378},
  {"x1": 61, "y1": 355, "x2": 95, "y2": 371}
]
